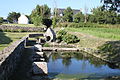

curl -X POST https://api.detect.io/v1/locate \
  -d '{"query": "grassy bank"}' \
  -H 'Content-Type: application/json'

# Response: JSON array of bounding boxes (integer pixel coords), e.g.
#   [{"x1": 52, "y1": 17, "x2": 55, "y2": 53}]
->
[
  {"x1": 2, "y1": 24, "x2": 45, "y2": 27},
  {"x1": 60, "y1": 27, "x2": 120, "y2": 49},
  {"x1": 65, "y1": 27, "x2": 120, "y2": 40},
  {"x1": 0, "y1": 32, "x2": 38, "y2": 51}
]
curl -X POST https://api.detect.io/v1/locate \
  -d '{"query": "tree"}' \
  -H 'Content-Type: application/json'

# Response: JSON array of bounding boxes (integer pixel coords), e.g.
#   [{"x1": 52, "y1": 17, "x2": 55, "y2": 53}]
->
[
  {"x1": 52, "y1": 17, "x2": 57, "y2": 28},
  {"x1": 30, "y1": 4, "x2": 51, "y2": 26},
  {"x1": 63, "y1": 7, "x2": 73, "y2": 22},
  {"x1": 91, "y1": 6, "x2": 118, "y2": 24},
  {"x1": 0, "y1": 17, "x2": 3, "y2": 23},
  {"x1": 88, "y1": 14, "x2": 97, "y2": 23},
  {"x1": 73, "y1": 12, "x2": 84, "y2": 23},
  {"x1": 101, "y1": 0, "x2": 120, "y2": 12},
  {"x1": 7, "y1": 12, "x2": 20, "y2": 23},
  {"x1": 117, "y1": 14, "x2": 120, "y2": 24},
  {"x1": 92, "y1": 7, "x2": 106, "y2": 24}
]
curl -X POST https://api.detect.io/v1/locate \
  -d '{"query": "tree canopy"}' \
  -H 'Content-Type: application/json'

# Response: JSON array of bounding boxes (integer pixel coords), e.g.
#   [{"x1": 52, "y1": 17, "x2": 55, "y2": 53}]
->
[
  {"x1": 101, "y1": 0, "x2": 120, "y2": 12},
  {"x1": 88, "y1": 6, "x2": 118, "y2": 24},
  {"x1": 7, "y1": 12, "x2": 20, "y2": 23},
  {"x1": 63, "y1": 7, "x2": 73, "y2": 22},
  {"x1": 0, "y1": 17, "x2": 3, "y2": 23},
  {"x1": 30, "y1": 4, "x2": 51, "y2": 26},
  {"x1": 73, "y1": 12, "x2": 84, "y2": 23}
]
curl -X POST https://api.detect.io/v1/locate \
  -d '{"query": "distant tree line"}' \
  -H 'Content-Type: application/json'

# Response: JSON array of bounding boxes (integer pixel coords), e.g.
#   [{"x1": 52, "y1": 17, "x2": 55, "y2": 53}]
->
[
  {"x1": 0, "y1": 0, "x2": 119, "y2": 26},
  {"x1": 53, "y1": 6, "x2": 120, "y2": 24},
  {"x1": 101, "y1": 0, "x2": 120, "y2": 12}
]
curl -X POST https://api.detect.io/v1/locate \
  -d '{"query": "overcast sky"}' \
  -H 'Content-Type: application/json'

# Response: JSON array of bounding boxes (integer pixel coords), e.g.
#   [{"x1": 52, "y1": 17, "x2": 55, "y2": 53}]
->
[{"x1": 0, "y1": 0, "x2": 102, "y2": 18}]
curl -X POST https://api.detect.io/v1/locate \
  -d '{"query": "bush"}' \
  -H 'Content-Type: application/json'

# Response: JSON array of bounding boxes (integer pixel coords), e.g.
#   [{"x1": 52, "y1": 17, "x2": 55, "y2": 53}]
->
[
  {"x1": 57, "y1": 29, "x2": 67, "y2": 42},
  {"x1": 68, "y1": 22, "x2": 101, "y2": 28},
  {"x1": 63, "y1": 33, "x2": 80, "y2": 44},
  {"x1": 56, "y1": 22, "x2": 69, "y2": 27},
  {"x1": 56, "y1": 29, "x2": 80, "y2": 44},
  {"x1": 56, "y1": 22, "x2": 104, "y2": 28}
]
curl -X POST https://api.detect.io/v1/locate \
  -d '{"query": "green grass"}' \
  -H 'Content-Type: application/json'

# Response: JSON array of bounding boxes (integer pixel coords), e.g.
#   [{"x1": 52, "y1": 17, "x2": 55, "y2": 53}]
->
[
  {"x1": 0, "y1": 32, "x2": 38, "y2": 51},
  {"x1": 2, "y1": 23, "x2": 45, "y2": 27},
  {"x1": 65, "y1": 27, "x2": 120, "y2": 40}
]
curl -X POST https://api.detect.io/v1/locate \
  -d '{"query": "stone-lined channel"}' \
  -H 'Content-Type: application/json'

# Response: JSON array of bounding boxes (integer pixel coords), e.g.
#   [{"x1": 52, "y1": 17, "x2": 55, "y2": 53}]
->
[{"x1": 9, "y1": 47, "x2": 120, "y2": 80}]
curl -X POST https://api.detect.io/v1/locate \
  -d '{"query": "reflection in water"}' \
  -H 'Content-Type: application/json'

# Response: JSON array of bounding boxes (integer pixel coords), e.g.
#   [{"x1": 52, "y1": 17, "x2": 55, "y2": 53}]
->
[{"x1": 44, "y1": 51, "x2": 120, "y2": 79}]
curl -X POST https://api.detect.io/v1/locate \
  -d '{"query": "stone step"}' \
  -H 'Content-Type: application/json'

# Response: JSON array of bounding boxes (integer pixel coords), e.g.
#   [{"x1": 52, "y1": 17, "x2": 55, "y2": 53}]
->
[
  {"x1": 34, "y1": 44, "x2": 42, "y2": 51},
  {"x1": 32, "y1": 58, "x2": 45, "y2": 62},
  {"x1": 32, "y1": 52, "x2": 44, "y2": 58},
  {"x1": 32, "y1": 62, "x2": 48, "y2": 75}
]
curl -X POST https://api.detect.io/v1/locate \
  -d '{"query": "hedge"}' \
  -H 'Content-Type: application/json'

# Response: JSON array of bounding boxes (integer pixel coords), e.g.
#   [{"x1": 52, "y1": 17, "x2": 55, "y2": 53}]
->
[{"x1": 56, "y1": 22, "x2": 104, "y2": 28}]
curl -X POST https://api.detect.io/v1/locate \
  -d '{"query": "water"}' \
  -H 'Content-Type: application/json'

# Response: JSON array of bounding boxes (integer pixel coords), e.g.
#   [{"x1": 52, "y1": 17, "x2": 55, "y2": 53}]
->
[
  {"x1": 45, "y1": 51, "x2": 120, "y2": 79},
  {"x1": 9, "y1": 48, "x2": 120, "y2": 80}
]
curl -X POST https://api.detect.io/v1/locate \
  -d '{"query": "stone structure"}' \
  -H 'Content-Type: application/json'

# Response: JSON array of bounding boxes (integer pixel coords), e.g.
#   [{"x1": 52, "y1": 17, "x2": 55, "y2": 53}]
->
[
  {"x1": 32, "y1": 62, "x2": 48, "y2": 75},
  {"x1": 18, "y1": 14, "x2": 29, "y2": 24},
  {"x1": 0, "y1": 25, "x2": 44, "y2": 32},
  {"x1": 0, "y1": 37, "x2": 28, "y2": 80},
  {"x1": 32, "y1": 44, "x2": 48, "y2": 75},
  {"x1": 44, "y1": 28, "x2": 56, "y2": 42}
]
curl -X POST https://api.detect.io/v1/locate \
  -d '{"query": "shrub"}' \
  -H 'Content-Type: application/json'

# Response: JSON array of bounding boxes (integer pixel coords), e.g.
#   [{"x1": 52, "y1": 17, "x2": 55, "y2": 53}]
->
[
  {"x1": 56, "y1": 29, "x2": 80, "y2": 44},
  {"x1": 57, "y1": 29, "x2": 67, "y2": 36},
  {"x1": 56, "y1": 22, "x2": 69, "y2": 27},
  {"x1": 56, "y1": 29, "x2": 67, "y2": 42},
  {"x1": 63, "y1": 33, "x2": 80, "y2": 44},
  {"x1": 67, "y1": 22, "x2": 100, "y2": 28},
  {"x1": 56, "y1": 22, "x2": 103, "y2": 28}
]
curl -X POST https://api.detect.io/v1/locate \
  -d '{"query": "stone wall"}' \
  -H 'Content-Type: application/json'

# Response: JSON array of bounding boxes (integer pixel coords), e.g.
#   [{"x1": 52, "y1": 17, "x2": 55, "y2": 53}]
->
[
  {"x1": 0, "y1": 37, "x2": 27, "y2": 80},
  {"x1": 0, "y1": 25, "x2": 44, "y2": 32}
]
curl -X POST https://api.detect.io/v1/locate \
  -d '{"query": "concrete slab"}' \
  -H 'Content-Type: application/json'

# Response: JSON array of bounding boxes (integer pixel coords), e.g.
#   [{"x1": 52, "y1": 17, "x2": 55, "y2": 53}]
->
[
  {"x1": 32, "y1": 58, "x2": 45, "y2": 62},
  {"x1": 32, "y1": 62, "x2": 48, "y2": 75},
  {"x1": 34, "y1": 44, "x2": 42, "y2": 51},
  {"x1": 33, "y1": 52, "x2": 44, "y2": 58}
]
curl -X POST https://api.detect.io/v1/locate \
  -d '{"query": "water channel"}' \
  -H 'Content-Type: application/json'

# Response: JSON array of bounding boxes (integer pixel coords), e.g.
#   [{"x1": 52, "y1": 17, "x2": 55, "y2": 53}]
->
[{"x1": 9, "y1": 48, "x2": 120, "y2": 80}]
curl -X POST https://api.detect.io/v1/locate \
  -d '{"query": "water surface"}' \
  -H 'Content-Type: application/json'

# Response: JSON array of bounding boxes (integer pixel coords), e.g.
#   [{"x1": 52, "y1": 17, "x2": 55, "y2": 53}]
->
[{"x1": 46, "y1": 51, "x2": 120, "y2": 79}]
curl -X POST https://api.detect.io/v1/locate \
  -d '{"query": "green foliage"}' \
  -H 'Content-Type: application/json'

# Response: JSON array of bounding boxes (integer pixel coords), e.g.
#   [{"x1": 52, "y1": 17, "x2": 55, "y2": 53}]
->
[
  {"x1": 101, "y1": 0, "x2": 120, "y2": 12},
  {"x1": 90, "y1": 6, "x2": 118, "y2": 24},
  {"x1": 0, "y1": 17, "x2": 3, "y2": 23},
  {"x1": 52, "y1": 17, "x2": 57, "y2": 28},
  {"x1": 73, "y1": 12, "x2": 84, "y2": 23},
  {"x1": 88, "y1": 14, "x2": 97, "y2": 23},
  {"x1": 58, "y1": 22, "x2": 101, "y2": 28},
  {"x1": 7, "y1": 12, "x2": 20, "y2": 23},
  {"x1": 57, "y1": 29, "x2": 67, "y2": 36},
  {"x1": 57, "y1": 29, "x2": 67, "y2": 41},
  {"x1": 98, "y1": 41, "x2": 120, "y2": 61},
  {"x1": 43, "y1": 43, "x2": 50, "y2": 47},
  {"x1": 56, "y1": 22, "x2": 69, "y2": 27},
  {"x1": 63, "y1": 33, "x2": 80, "y2": 44},
  {"x1": 63, "y1": 7, "x2": 73, "y2": 22},
  {"x1": 117, "y1": 14, "x2": 120, "y2": 24},
  {"x1": 30, "y1": 4, "x2": 51, "y2": 26},
  {"x1": 57, "y1": 29, "x2": 79, "y2": 44},
  {"x1": 65, "y1": 27, "x2": 120, "y2": 40}
]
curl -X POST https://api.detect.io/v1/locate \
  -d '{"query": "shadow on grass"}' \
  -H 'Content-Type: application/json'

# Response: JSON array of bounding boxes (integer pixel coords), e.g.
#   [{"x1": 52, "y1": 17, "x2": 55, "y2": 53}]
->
[
  {"x1": 98, "y1": 41, "x2": 120, "y2": 62},
  {"x1": 0, "y1": 31, "x2": 12, "y2": 45}
]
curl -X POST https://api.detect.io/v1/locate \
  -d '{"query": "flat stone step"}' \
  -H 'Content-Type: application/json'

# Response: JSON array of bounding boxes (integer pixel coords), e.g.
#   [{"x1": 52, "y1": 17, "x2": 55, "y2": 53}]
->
[
  {"x1": 32, "y1": 58, "x2": 45, "y2": 62},
  {"x1": 32, "y1": 62, "x2": 48, "y2": 75},
  {"x1": 33, "y1": 52, "x2": 44, "y2": 58},
  {"x1": 42, "y1": 47, "x2": 80, "y2": 51},
  {"x1": 34, "y1": 44, "x2": 42, "y2": 51}
]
